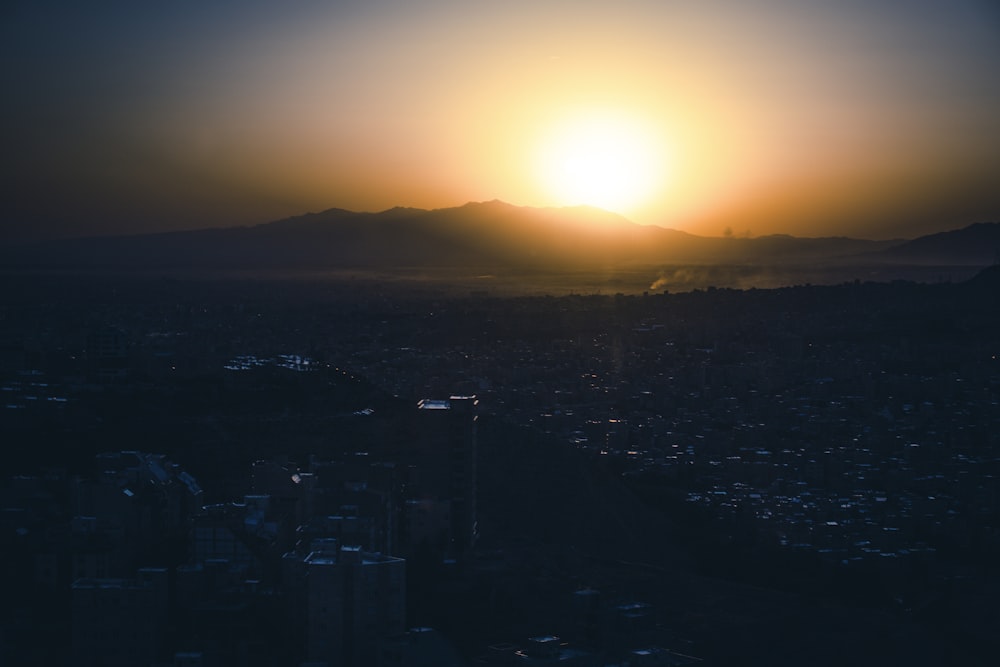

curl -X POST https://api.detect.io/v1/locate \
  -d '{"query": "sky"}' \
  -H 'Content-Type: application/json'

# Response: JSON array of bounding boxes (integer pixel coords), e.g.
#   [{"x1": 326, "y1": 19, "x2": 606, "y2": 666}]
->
[{"x1": 3, "y1": 0, "x2": 999, "y2": 242}]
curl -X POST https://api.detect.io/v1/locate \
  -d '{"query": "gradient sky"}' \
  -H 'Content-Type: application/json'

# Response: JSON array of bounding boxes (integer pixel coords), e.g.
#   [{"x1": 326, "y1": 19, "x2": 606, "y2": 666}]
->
[{"x1": 3, "y1": 0, "x2": 999, "y2": 241}]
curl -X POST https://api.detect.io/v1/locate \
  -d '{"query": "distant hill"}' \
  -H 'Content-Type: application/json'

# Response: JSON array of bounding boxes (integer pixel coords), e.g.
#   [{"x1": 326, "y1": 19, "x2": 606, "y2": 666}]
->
[
  {"x1": 964, "y1": 262, "x2": 1000, "y2": 293},
  {"x1": 872, "y1": 222, "x2": 1000, "y2": 265},
  {"x1": 0, "y1": 201, "x2": 994, "y2": 275}
]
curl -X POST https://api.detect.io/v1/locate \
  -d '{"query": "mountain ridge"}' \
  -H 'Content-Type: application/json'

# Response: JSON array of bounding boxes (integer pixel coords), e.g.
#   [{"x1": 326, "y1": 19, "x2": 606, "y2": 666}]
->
[{"x1": 1, "y1": 201, "x2": 997, "y2": 279}]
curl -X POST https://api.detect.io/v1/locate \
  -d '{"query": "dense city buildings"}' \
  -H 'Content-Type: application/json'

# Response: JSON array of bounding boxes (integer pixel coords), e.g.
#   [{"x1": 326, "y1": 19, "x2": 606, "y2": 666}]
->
[{"x1": 1, "y1": 269, "x2": 998, "y2": 665}]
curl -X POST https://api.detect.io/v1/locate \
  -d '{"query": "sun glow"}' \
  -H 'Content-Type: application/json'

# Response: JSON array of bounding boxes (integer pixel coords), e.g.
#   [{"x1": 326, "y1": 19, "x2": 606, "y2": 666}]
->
[{"x1": 534, "y1": 110, "x2": 669, "y2": 216}]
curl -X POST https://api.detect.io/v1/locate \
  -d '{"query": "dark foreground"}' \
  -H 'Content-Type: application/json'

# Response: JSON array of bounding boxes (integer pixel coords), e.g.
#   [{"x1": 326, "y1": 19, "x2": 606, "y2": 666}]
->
[{"x1": 1, "y1": 267, "x2": 998, "y2": 665}]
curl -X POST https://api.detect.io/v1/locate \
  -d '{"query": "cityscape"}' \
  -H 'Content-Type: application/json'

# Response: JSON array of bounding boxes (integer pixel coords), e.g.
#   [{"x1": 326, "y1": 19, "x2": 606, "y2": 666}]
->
[
  {"x1": 4, "y1": 1, "x2": 999, "y2": 664},
  {"x1": 2, "y1": 265, "x2": 998, "y2": 665}
]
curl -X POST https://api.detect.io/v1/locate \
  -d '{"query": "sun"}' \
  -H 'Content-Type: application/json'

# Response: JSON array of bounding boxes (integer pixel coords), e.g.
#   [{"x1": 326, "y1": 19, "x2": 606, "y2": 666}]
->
[{"x1": 534, "y1": 109, "x2": 668, "y2": 215}]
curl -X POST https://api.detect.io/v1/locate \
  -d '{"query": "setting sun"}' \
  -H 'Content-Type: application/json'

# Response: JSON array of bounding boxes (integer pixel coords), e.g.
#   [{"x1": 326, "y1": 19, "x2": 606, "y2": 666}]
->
[
  {"x1": 533, "y1": 110, "x2": 669, "y2": 216},
  {"x1": 5, "y1": 1, "x2": 998, "y2": 242}
]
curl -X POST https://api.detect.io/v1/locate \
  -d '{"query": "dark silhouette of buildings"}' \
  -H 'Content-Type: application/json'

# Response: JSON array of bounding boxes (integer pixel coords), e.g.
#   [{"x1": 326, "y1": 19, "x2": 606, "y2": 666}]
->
[
  {"x1": 283, "y1": 540, "x2": 405, "y2": 667},
  {"x1": 407, "y1": 396, "x2": 478, "y2": 561},
  {"x1": 71, "y1": 567, "x2": 169, "y2": 666}
]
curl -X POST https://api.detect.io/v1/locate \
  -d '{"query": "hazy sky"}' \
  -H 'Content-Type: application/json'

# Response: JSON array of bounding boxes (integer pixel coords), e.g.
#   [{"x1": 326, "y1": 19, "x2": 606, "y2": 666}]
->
[{"x1": 3, "y1": 0, "x2": 999, "y2": 241}]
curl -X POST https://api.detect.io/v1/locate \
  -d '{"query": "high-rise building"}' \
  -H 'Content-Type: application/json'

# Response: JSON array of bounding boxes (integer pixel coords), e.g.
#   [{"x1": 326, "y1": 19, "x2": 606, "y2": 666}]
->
[
  {"x1": 71, "y1": 568, "x2": 169, "y2": 666},
  {"x1": 283, "y1": 541, "x2": 406, "y2": 667},
  {"x1": 409, "y1": 395, "x2": 478, "y2": 559}
]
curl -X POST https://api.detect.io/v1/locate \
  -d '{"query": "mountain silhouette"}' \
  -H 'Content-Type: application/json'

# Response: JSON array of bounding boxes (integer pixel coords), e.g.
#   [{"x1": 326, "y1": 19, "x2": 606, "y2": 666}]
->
[
  {"x1": 963, "y1": 262, "x2": 1000, "y2": 292},
  {"x1": 871, "y1": 221, "x2": 1000, "y2": 265},
  {"x1": 0, "y1": 201, "x2": 994, "y2": 274}
]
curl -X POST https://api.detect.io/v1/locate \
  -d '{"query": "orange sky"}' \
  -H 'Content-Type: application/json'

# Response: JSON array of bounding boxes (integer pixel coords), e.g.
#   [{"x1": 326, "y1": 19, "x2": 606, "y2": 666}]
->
[{"x1": 3, "y1": 1, "x2": 999, "y2": 241}]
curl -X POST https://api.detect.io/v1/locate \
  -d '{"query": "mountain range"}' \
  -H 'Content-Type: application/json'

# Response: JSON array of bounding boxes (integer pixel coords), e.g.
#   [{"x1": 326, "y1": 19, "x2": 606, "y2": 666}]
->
[{"x1": 2, "y1": 201, "x2": 998, "y2": 277}]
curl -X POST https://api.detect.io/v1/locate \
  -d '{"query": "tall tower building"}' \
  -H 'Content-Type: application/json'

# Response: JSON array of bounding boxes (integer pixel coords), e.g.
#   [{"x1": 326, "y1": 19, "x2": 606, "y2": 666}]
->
[
  {"x1": 410, "y1": 395, "x2": 478, "y2": 559},
  {"x1": 283, "y1": 541, "x2": 406, "y2": 667}
]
